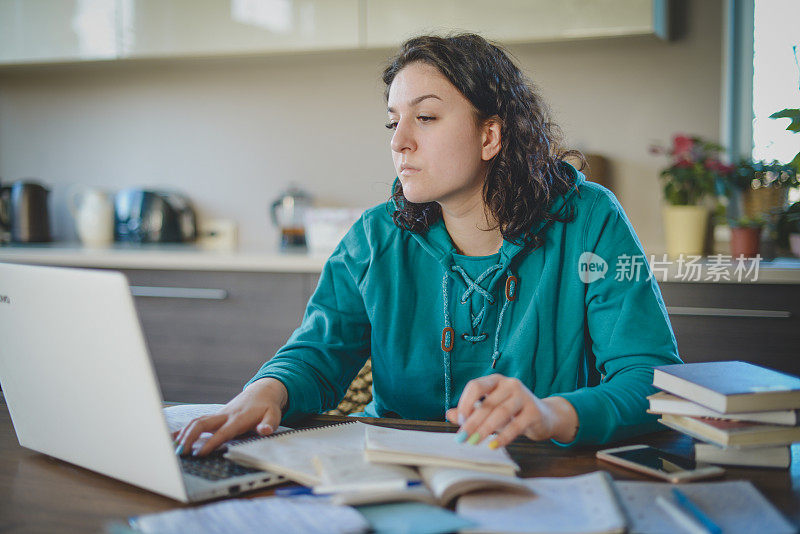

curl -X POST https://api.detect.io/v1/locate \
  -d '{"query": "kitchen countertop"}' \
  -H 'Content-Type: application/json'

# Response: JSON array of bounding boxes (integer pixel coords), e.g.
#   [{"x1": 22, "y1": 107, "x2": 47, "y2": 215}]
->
[
  {"x1": 0, "y1": 243, "x2": 328, "y2": 273},
  {"x1": 1, "y1": 243, "x2": 799, "y2": 283}
]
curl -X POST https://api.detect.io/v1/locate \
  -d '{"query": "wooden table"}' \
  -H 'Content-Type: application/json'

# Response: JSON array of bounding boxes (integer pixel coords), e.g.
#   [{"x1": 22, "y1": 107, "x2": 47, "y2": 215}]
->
[{"x1": 1, "y1": 404, "x2": 798, "y2": 533}]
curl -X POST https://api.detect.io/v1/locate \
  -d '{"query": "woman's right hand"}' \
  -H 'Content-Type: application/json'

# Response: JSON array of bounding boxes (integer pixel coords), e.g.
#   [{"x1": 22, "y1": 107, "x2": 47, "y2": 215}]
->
[{"x1": 173, "y1": 377, "x2": 288, "y2": 457}]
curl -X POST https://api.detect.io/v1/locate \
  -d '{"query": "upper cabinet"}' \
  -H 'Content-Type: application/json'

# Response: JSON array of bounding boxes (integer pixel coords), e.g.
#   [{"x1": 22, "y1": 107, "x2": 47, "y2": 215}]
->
[
  {"x1": 127, "y1": 0, "x2": 360, "y2": 58},
  {"x1": 0, "y1": 0, "x2": 360, "y2": 64},
  {"x1": 364, "y1": 0, "x2": 664, "y2": 48},
  {"x1": 0, "y1": 0, "x2": 669, "y2": 66}
]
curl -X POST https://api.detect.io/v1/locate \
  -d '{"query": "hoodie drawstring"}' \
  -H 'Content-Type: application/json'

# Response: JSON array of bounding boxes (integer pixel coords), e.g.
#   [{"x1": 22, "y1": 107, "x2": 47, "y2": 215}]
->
[{"x1": 440, "y1": 264, "x2": 518, "y2": 412}]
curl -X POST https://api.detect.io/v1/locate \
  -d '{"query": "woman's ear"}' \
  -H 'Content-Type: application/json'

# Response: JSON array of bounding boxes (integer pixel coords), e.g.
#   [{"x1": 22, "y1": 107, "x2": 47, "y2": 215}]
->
[{"x1": 481, "y1": 117, "x2": 502, "y2": 161}]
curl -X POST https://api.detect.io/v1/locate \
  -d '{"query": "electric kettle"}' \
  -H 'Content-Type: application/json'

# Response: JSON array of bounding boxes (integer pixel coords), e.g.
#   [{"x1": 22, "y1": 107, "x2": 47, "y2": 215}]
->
[{"x1": 0, "y1": 180, "x2": 51, "y2": 243}]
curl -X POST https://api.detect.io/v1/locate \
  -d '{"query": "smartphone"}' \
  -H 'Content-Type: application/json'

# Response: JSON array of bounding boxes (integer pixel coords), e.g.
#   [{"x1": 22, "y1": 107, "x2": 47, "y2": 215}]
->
[{"x1": 597, "y1": 444, "x2": 725, "y2": 483}]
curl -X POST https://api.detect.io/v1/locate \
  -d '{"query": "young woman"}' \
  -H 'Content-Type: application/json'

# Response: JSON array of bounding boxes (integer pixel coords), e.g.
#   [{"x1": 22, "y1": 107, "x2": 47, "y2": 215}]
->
[{"x1": 176, "y1": 33, "x2": 680, "y2": 456}]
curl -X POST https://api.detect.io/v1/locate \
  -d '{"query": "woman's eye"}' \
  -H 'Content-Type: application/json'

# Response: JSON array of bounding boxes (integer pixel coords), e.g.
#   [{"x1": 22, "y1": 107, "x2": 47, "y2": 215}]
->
[
  {"x1": 385, "y1": 121, "x2": 398, "y2": 130},
  {"x1": 418, "y1": 116, "x2": 435, "y2": 123}
]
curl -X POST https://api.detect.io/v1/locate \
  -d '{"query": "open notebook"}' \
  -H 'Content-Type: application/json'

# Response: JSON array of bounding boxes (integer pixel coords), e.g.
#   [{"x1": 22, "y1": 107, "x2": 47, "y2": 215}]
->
[
  {"x1": 225, "y1": 421, "x2": 368, "y2": 486},
  {"x1": 614, "y1": 479, "x2": 795, "y2": 534},
  {"x1": 225, "y1": 421, "x2": 519, "y2": 486},
  {"x1": 313, "y1": 452, "x2": 531, "y2": 507},
  {"x1": 456, "y1": 471, "x2": 627, "y2": 534}
]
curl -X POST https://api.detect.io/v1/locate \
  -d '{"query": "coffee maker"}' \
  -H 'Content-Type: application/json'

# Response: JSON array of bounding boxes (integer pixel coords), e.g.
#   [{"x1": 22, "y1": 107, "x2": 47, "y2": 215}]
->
[
  {"x1": 270, "y1": 186, "x2": 312, "y2": 250},
  {"x1": 0, "y1": 180, "x2": 52, "y2": 243}
]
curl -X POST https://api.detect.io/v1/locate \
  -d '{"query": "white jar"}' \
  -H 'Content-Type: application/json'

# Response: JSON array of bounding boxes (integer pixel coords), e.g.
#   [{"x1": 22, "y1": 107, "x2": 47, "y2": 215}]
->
[{"x1": 69, "y1": 187, "x2": 114, "y2": 248}]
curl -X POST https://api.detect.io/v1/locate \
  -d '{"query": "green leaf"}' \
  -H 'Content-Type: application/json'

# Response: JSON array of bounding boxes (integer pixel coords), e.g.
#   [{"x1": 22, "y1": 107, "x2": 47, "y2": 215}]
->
[
  {"x1": 770, "y1": 108, "x2": 800, "y2": 132},
  {"x1": 791, "y1": 152, "x2": 800, "y2": 173}
]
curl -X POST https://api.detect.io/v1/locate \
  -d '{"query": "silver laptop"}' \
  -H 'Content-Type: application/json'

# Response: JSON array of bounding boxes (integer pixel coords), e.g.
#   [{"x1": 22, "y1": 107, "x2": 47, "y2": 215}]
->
[{"x1": 0, "y1": 262, "x2": 284, "y2": 502}]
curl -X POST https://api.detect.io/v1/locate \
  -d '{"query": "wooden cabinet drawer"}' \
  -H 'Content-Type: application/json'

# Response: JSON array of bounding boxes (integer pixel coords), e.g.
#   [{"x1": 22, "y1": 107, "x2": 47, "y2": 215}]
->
[
  {"x1": 121, "y1": 269, "x2": 307, "y2": 403},
  {"x1": 660, "y1": 283, "x2": 800, "y2": 377}
]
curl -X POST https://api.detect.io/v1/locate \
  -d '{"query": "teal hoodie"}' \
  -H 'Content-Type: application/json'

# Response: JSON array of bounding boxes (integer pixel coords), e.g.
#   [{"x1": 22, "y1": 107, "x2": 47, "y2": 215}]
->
[{"x1": 248, "y1": 165, "x2": 681, "y2": 445}]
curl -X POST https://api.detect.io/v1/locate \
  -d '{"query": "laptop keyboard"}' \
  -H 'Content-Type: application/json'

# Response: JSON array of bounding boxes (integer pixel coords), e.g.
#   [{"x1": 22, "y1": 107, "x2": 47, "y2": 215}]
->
[{"x1": 180, "y1": 453, "x2": 263, "y2": 481}]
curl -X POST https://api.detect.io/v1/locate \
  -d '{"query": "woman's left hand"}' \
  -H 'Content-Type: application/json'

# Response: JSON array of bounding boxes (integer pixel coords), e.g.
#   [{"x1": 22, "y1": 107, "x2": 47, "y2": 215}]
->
[{"x1": 445, "y1": 374, "x2": 579, "y2": 448}]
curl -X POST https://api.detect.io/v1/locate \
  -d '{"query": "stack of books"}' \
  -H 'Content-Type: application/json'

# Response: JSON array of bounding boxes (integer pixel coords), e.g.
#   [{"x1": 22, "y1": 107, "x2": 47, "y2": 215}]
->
[{"x1": 649, "y1": 361, "x2": 800, "y2": 468}]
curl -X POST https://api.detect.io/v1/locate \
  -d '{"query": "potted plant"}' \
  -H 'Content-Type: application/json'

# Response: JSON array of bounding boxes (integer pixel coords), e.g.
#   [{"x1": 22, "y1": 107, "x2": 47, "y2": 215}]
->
[
  {"x1": 729, "y1": 215, "x2": 765, "y2": 259},
  {"x1": 719, "y1": 160, "x2": 797, "y2": 258},
  {"x1": 723, "y1": 160, "x2": 797, "y2": 217},
  {"x1": 776, "y1": 201, "x2": 800, "y2": 258},
  {"x1": 651, "y1": 135, "x2": 731, "y2": 258}
]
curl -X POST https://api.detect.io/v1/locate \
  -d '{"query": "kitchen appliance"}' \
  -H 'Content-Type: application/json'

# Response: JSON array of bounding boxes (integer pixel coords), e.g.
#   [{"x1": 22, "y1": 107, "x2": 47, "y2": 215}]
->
[
  {"x1": 69, "y1": 187, "x2": 114, "y2": 248},
  {"x1": 0, "y1": 180, "x2": 52, "y2": 243},
  {"x1": 114, "y1": 189, "x2": 197, "y2": 244},
  {"x1": 270, "y1": 186, "x2": 312, "y2": 250},
  {"x1": 304, "y1": 207, "x2": 363, "y2": 255},
  {"x1": 197, "y1": 218, "x2": 238, "y2": 251}
]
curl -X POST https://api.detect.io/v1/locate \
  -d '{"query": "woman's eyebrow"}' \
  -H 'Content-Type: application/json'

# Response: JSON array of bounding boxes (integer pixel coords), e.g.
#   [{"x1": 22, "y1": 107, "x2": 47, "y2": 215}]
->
[{"x1": 387, "y1": 94, "x2": 442, "y2": 113}]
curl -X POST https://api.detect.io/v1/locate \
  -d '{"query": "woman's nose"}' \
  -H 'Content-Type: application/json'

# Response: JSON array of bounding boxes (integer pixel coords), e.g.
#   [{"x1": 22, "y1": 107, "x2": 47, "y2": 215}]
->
[{"x1": 390, "y1": 118, "x2": 416, "y2": 153}]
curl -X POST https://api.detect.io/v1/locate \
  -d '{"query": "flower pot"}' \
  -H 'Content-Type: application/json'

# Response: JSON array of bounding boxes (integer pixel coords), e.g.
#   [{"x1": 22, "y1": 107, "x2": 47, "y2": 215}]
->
[
  {"x1": 790, "y1": 233, "x2": 800, "y2": 258},
  {"x1": 730, "y1": 226, "x2": 761, "y2": 259},
  {"x1": 662, "y1": 205, "x2": 709, "y2": 258},
  {"x1": 743, "y1": 187, "x2": 788, "y2": 219}
]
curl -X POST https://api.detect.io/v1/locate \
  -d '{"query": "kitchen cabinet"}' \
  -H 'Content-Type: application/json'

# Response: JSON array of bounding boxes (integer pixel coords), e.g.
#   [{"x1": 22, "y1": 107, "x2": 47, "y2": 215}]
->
[
  {"x1": 660, "y1": 282, "x2": 800, "y2": 377},
  {"x1": 0, "y1": 0, "x2": 669, "y2": 66},
  {"x1": 364, "y1": 0, "x2": 664, "y2": 49},
  {"x1": 122, "y1": 268, "x2": 314, "y2": 403},
  {"x1": 124, "y1": 0, "x2": 361, "y2": 58},
  {"x1": 0, "y1": 0, "x2": 360, "y2": 65}
]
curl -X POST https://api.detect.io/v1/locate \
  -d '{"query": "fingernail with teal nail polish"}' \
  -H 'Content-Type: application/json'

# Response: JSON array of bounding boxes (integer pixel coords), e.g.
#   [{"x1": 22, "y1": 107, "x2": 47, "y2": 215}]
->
[
  {"x1": 467, "y1": 432, "x2": 481, "y2": 445},
  {"x1": 454, "y1": 431, "x2": 468, "y2": 443},
  {"x1": 175, "y1": 444, "x2": 184, "y2": 456}
]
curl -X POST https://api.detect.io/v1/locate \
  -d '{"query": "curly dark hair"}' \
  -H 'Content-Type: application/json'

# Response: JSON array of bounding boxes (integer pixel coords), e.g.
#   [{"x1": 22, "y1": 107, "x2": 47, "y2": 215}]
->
[{"x1": 383, "y1": 33, "x2": 585, "y2": 251}]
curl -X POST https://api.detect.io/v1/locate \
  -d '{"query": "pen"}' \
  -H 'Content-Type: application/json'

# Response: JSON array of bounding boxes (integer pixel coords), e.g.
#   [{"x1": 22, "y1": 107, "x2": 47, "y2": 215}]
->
[
  {"x1": 655, "y1": 495, "x2": 710, "y2": 534},
  {"x1": 275, "y1": 480, "x2": 423, "y2": 497},
  {"x1": 455, "y1": 395, "x2": 486, "y2": 443},
  {"x1": 274, "y1": 486, "x2": 319, "y2": 497},
  {"x1": 671, "y1": 488, "x2": 723, "y2": 534}
]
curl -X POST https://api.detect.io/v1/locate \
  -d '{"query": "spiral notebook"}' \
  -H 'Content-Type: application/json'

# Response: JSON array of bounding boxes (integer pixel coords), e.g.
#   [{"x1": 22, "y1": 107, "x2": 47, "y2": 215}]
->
[{"x1": 225, "y1": 421, "x2": 369, "y2": 486}]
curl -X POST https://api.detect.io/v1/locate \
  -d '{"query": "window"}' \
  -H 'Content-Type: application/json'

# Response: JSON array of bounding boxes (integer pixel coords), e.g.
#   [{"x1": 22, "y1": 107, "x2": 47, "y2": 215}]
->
[
  {"x1": 751, "y1": 0, "x2": 800, "y2": 201},
  {"x1": 752, "y1": 0, "x2": 799, "y2": 164}
]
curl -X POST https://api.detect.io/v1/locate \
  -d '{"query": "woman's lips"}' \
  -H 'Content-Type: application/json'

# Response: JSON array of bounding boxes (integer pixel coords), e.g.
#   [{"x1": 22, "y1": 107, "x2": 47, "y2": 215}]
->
[{"x1": 400, "y1": 165, "x2": 420, "y2": 176}]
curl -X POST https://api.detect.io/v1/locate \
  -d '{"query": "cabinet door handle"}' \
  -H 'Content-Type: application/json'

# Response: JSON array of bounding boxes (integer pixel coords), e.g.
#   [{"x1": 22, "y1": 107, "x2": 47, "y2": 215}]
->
[
  {"x1": 666, "y1": 306, "x2": 791, "y2": 318},
  {"x1": 129, "y1": 286, "x2": 228, "y2": 300}
]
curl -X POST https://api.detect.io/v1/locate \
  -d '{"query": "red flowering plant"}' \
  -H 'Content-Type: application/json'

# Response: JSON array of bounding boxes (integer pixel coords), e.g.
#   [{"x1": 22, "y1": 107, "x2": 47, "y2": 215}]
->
[{"x1": 650, "y1": 135, "x2": 732, "y2": 205}]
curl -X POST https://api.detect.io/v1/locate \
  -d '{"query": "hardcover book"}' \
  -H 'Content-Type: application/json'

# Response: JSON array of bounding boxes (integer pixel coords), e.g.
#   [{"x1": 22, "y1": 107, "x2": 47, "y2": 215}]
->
[
  {"x1": 647, "y1": 392, "x2": 799, "y2": 425},
  {"x1": 659, "y1": 413, "x2": 800, "y2": 448},
  {"x1": 653, "y1": 361, "x2": 800, "y2": 413},
  {"x1": 693, "y1": 443, "x2": 791, "y2": 468}
]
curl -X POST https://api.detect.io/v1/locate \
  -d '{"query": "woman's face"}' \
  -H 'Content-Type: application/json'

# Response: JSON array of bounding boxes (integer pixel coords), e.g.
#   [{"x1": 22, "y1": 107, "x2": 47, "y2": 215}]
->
[{"x1": 387, "y1": 62, "x2": 500, "y2": 208}]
